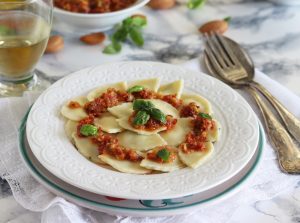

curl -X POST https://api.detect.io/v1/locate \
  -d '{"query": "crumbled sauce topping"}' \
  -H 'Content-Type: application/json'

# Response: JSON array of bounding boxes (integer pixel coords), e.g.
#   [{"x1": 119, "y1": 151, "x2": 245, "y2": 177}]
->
[
  {"x1": 92, "y1": 131, "x2": 142, "y2": 162},
  {"x1": 180, "y1": 102, "x2": 201, "y2": 118},
  {"x1": 132, "y1": 90, "x2": 182, "y2": 108},
  {"x1": 84, "y1": 88, "x2": 132, "y2": 117},
  {"x1": 147, "y1": 146, "x2": 176, "y2": 164},
  {"x1": 179, "y1": 116, "x2": 215, "y2": 154},
  {"x1": 68, "y1": 101, "x2": 81, "y2": 109},
  {"x1": 129, "y1": 112, "x2": 177, "y2": 131}
]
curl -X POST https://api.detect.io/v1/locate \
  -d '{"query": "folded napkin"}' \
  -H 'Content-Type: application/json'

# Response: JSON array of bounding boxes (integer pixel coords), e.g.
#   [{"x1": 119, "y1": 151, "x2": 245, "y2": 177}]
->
[{"x1": 0, "y1": 59, "x2": 299, "y2": 223}]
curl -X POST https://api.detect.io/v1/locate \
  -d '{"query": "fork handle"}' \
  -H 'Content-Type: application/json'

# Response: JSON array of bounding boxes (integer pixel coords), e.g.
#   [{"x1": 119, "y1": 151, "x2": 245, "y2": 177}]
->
[
  {"x1": 252, "y1": 81, "x2": 300, "y2": 143},
  {"x1": 247, "y1": 87, "x2": 300, "y2": 174}
]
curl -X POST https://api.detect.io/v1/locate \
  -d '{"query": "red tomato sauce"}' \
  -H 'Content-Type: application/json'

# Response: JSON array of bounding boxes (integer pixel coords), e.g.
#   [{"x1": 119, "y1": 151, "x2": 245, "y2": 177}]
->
[
  {"x1": 180, "y1": 102, "x2": 201, "y2": 118},
  {"x1": 84, "y1": 88, "x2": 132, "y2": 117},
  {"x1": 92, "y1": 132, "x2": 142, "y2": 162}
]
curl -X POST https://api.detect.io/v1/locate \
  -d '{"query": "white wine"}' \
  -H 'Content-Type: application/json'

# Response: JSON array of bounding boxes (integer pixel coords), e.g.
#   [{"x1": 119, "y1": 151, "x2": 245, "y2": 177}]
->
[{"x1": 0, "y1": 11, "x2": 51, "y2": 79}]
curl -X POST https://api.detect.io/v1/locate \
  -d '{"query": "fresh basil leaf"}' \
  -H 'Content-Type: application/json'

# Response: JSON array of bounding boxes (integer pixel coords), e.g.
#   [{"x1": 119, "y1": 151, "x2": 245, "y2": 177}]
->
[
  {"x1": 80, "y1": 124, "x2": 98, "y2": 136},
  {"x1": 112, "y1": 26, "x2": 128, "y2": 42},
  {"x1": 103, "y1": 41, "x2": 122, "y2": 54},
  {"x1": 148, "y1": 108, "x2": 167, "y2": 124},
  {"x1": 123, "y1": 17, "x2": 133, "y2": 27},
  {"x1": 131, "y1": 16, "x2": 147, "y2": 27},
  {"x1": 187, "y1": 0, "x2": 206, "y2": 9},
  {"x1": 199, "y1": 112, "x2": 212, "y2": 120},
  {"x1": 133, "y1": 100, "x2": 155, "y2": 111},
  {"x1": 128, "y1": 85, "x2": 144, "y2": 93},
  {"x1": 129, "y1": 26, "x2": 144, "y2": 47},
  {"x1": 133, "y1": 111, "x2": 150, "y2": 125},
  {"x1": 157, "y1": 148, "x2": 170, "y2": 162},
  {"x1": 224, "y1": 16, "x2": 232, "y2": 23}
]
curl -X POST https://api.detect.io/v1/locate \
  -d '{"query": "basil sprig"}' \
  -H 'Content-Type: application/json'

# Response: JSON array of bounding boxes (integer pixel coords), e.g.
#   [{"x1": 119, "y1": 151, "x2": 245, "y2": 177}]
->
[
  {"x1": 128, "y1": 85, "x2": 144, "y2": 93},
  {"x1": 157, "y1": 148, "x2": 170, "y2": 162},
  {"x1": 133, "y1": 99, "x2": 154, "y2": 111},
  {"x1": 133, "y1": 111, "x2": 150, "y2": 125},
  {"x1": 148, "y1": 108, "x2": 167, "y2": 124},
  {"x1": 187, "y1": 0, "x2": 206, "y2": 9},
  {"x1": 103, "y1": 15, "x2": 147, "y2": 55},
  {"x1": 132, "y1": 99, "x2": 167, "y2": 125},
  {"x1": 199, "y1": 112, "x2": 212, "y2": 120}
]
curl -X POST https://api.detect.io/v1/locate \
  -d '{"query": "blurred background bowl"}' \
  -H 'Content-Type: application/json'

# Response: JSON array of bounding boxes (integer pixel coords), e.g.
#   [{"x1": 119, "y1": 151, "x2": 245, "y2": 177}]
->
[{"x1": 53, "y1": 0, "x2": 149, "y2": 34}]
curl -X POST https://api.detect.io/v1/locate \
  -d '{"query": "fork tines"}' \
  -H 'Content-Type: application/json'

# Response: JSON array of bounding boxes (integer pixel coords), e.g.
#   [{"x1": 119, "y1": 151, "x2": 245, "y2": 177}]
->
[{"x1": 203, "y1": 32, "x2": 248, "y2": 81}]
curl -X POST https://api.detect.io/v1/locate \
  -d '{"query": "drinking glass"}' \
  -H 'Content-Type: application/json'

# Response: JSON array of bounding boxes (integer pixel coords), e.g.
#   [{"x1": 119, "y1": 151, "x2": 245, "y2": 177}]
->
[{"x1": 0, "y1": 0, "x2": 53, "y2": 97}]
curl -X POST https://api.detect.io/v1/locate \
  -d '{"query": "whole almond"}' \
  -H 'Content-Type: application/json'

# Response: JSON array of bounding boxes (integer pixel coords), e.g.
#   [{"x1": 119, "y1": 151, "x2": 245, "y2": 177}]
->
[
  {"x1": 80, "y1": 32, "x2": 106, "y2": 45},
  {"x1": 199, "y1": 20, "x2": 228, "y2": 34},
  {"x1": 45, "y1": 35, "x2": 64, "y2": 54},
  {"x1": 148, "y1": 0, "x2": 176, "y2": 9}
]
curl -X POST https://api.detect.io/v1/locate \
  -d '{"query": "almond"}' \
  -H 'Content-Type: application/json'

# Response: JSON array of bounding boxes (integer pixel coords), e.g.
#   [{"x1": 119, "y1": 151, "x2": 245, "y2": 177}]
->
[
  {"x1": 45, "y1": 35, "x2": 64, "y2": 54},
  {"x1": 199, "y1": 20, "x2": 228, "y2": 34},
  {"x1": 80, "y1": 32, "x2": 106, "y2": 45},
  {"x1": 148, "y1": 0, "x2": 176, "y2": 9}
]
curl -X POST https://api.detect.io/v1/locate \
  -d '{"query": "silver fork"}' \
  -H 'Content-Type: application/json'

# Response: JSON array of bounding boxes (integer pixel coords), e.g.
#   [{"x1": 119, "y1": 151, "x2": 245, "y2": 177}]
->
[{"x1": 203, "y1": 32, "x2": 300, "y2": 174}]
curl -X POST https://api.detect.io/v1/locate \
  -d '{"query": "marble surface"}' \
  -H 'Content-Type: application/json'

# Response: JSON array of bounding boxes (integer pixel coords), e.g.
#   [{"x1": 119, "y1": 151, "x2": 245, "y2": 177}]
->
[{"x1": 1, "y1": 1, "x2": 300, "y2": 223}]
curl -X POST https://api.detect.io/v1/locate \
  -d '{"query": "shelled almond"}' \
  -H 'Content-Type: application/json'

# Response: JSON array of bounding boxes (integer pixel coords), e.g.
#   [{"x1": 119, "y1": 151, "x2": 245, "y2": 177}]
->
[
  {"x1": 45, "y1": 35, "x2": 64, "y2": 54},
  {"x1": 80, "y1": 32, "x2": 106, "y2": 45},
  {"x1": 148, "y1": 0, "x2": 176, "y2": 9},
  {"x1": 199, "y1": 20, "x2": 228, "y2": 34}
]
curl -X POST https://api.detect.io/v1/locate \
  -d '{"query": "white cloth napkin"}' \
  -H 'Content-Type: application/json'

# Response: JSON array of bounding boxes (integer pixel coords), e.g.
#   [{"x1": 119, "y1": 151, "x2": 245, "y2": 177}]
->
[{"x1": 0, "y1": 59, "x2": 299, "y2": 223}]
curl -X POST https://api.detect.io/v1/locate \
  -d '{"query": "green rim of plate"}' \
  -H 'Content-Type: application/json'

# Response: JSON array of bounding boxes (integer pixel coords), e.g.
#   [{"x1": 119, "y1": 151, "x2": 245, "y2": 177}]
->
[{"x1": 19, "y1": 107, "x2": 265, "y2": 212}]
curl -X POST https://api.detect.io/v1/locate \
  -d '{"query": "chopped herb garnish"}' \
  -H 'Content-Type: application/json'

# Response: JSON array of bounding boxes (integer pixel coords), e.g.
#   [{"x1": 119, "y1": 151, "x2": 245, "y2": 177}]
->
[
  {"x1": 128, "y1": 85, "x2": 144, "y2": 93},
  {"x1": 148, "y1": 108, "x2": 167, "y2": 124},
  {"x1": 133, "y1": 110, "x2": 150, "y2": 125},
  {"x1": 103, "y1": 15, "x2": 147, "y2": 55},
  {"x1": 199, "y1": 112, "x2": 212, "y2": 120},
  {"x1": 80, "y1": 124, "x2": 98, "y2": 136},
  {"x1": 157, "y1": 148, "x2": 170, "y2": 162},
  {"x1": 187, "y1": 0, "x2": 206, "y2": 9},
  {"x1": 133, "y1": 99, "x2": 154, "y2": 111},
  {"x1": 224, "y1": 16, "x2": 232, "y2": 23}
]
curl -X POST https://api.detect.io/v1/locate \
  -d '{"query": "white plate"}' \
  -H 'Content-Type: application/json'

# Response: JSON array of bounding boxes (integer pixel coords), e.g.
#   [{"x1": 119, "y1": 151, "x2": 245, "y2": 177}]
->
[
  {"x1": 20, "y1": 113, "x2": 265, "y2": 217},
  {"x1": 26, "y1": 61, "x2": 260, "y2": 200}
]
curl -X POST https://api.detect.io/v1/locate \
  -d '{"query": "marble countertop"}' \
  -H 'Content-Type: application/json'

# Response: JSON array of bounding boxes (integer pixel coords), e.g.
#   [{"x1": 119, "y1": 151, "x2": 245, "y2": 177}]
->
[{"x1": 1, "y1": 1, "x2": 300, "y2": 222}]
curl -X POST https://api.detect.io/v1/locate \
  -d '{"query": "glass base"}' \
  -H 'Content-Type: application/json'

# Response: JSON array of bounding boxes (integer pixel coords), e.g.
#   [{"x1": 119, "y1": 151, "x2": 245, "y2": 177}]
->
[{"x1": 0, "y1": 71, "x2": 51, "y2": 97}]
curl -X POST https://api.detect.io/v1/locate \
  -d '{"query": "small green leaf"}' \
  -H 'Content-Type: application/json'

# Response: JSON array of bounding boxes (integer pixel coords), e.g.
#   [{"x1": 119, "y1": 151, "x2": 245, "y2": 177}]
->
[
  {"x1": 112, "y1": 26, "x2": 128, "y2": 42},
  {"x1": 199, "y1": 112, "x2": 212, "y2": 120},
  {"x1": 131, "y1": 16, "x2": 147, "y2": 27},
  {"x1": 148, "y1": 108, "x2": 167, "y2": 124},
  {"x1": 157, "y1": 148, "x2": 170, "y2": 162},
  {"x1": 133, "y1": 111, "x2": 150, "y2": 125},
  {"x1": 187, "y1": 0, "x2": 206, "y2": 9},
  {"x1": 103, "y1": 41, "x2": 122, "y2": 54},
  {"x1": 80, "y1": 124, "x2": 98, "y2": 136},
  {"x1": 128, "y1": 85, "x2": 144, "y2": 93},
  {"x1": 133, "y1": 100, "x2": 154, "y2": 111},
  {"x1": 123, "y1": 17, "x2": 133, "y2": 27},
  {"x1": 129, "y1": 26, "x2": 144, "y2": 47},
  {"x1": 224, "y1": 16, "x2": 232, "y2": 23}
]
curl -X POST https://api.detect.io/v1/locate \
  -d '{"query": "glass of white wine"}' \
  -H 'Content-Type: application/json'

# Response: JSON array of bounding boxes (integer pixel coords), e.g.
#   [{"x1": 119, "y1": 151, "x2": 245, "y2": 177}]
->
[{"x1": 0, "y1": 0, "x2": 52, "y2": 96}]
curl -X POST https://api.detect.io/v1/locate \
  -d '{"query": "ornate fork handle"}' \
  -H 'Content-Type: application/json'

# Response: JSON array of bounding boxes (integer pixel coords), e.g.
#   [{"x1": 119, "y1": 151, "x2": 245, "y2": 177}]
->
[
  {"x1": 252, "y1": 81, "x2": 300, "y2": 143},
  {"x1": 248, "y1": 87, "x2": 300, "y2": 174}
]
